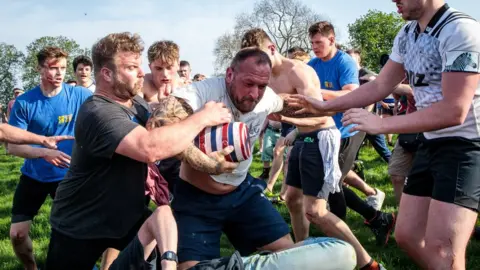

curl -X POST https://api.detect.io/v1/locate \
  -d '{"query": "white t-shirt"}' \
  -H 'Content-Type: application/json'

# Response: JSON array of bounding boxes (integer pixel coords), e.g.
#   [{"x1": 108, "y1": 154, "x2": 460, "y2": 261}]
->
[
  {"x1": 390, "y1": 5, "x2": 480, "y2": 139},
  {"x1": 87, "y1": 83, "x2": 96, "y2": 92},
  {"x1": 171, "y1": 77, "x2": 284, "y2": 186}
]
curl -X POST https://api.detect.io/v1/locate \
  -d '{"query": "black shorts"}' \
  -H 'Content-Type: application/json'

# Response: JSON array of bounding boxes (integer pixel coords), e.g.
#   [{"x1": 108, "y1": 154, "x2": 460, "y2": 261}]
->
[
  {"x1": 281, "y1": 122, "x2": 296, "y2": 137},
  {"x1": 286, "y1": 131, "x2": 328, "y2": 198},
  {"x1": 339, "y1": 132, "x2": 366, "y2": 181},
  {"x1": 45, "y1": 210, "x2": 151, "y2": 270},
  {"x1": 11, "y1": 174, "x2": 59, "y2": 223},
  {"x1": 109, "y1": 235, "x2": 157, "y2": 270},
  {"x1": 404, "y1": 136, "x2": 480, "y2": 212}
]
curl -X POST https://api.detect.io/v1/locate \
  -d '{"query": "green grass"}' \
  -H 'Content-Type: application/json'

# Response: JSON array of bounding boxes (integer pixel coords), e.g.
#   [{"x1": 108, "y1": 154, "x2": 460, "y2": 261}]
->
[{"x1": 0, "y1": 145, "x2": 478, "y2": 269}]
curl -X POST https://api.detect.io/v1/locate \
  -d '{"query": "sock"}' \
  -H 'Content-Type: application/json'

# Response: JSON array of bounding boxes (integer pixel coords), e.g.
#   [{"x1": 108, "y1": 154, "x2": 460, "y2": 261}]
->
[{"x1": 360, "y1": 259, "x2": 380, "y2": 270}]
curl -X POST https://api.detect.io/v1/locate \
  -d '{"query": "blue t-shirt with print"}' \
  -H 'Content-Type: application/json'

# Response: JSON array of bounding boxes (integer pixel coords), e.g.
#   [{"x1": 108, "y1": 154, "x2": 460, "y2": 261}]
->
[
  {"x1": 308, "y1": 50, "x2": 359, "y2": 138},
  {"x1": 9, "y1": 83, "x2": 92, "y2": 182}
]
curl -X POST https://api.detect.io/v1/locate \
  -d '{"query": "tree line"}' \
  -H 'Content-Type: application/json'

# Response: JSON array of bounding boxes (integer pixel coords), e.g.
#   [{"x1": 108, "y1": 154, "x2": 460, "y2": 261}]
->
[
  {"x1": 212, "y1": 0, "x2": 404, "y2": 75},
  {"x1": 0, "y1": 0, "x2": 404, "y2": 108}
]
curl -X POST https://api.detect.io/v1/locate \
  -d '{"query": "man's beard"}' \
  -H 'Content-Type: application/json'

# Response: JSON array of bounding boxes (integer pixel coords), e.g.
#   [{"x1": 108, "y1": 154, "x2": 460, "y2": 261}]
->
[
  {"x1": 227, "y1": 82, "x2": 259, "y2": 113},
  {"x1": 112, "y1": 74, "x2": 143, "y2": 100}
]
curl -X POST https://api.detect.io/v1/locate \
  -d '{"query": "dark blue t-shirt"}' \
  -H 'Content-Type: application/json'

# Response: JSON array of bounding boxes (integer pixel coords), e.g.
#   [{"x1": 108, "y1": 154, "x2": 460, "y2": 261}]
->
[
  {"x1": 308, "y1": 50, "x2": 359, "y2": 138},
  {"x1": 9, "y1": 83, "x2": 92, "y2": 182}
]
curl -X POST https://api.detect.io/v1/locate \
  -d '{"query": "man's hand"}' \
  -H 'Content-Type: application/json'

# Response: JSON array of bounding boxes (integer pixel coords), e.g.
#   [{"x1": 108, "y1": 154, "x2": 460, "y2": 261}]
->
[
  {"x1": 342, "y1": 108, "x2": 385, "y2": 134},
  {"x1": 207, "y1": 146, "x2": 239, "y2": 175},
  {"x1": 43, "y1": 149, "x2": 71, "y2": 168},
  {"x1": 199, "y1": 101, "x2": 232, "y2": 127},
  {"x1": 285, "y1": 94, "x2": 329, "y2": 116},
  {"x1": 41, "y1": 135, "x2": 75, "y2": 150}
]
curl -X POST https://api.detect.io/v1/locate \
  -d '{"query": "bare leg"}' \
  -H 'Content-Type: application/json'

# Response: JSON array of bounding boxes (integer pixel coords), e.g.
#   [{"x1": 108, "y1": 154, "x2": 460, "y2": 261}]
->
[
  {"x1": 390, "y1": 175, "x2": 406, "y2": 204},
  {"x1": 424, "y1": 200, "x2": 477, "y2": 270},
  {"x1": 285, "y1": 186, "x2": 309, "y2": 242},
  {"x1": 101, "y1": 248, "x2": 120, "y2": 270},
  {"x1": 394, "y1": 194, "x2": 430, "y2": 268},
  {"x1": 304, "y1": 196, "x2": 374, "y2": 268},
  {"x1": 344, "y1": 170, "x2": 376, "y2": 196},
  {"x1": 10, "y1": 221, "x2": 36, "y2": 270},
  {"x1": 266, "y1": 138, "x2": 286, "y2": 192}
]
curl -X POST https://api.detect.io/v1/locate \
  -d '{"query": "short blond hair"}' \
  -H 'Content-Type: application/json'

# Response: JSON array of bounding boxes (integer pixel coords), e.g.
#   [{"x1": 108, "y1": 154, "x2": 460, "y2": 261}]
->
[
  {"x1": 240, "y1": 28, "x2": 272, "y2": 49},
  {"x1": 148, "y1": 41, "x2": 179, "y2": 65},
  {"x1": 92, "y1": 32, "x2": 144, "y2": 75},
  {"x1": 291, "y1": 51, "x2": 311, "y2": 62}
]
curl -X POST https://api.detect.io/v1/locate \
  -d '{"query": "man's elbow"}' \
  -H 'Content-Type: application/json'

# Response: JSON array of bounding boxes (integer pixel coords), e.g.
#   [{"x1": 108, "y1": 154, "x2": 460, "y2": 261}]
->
[{"x1": 447, "y1": 106, "x2": 470, "y2": 127}]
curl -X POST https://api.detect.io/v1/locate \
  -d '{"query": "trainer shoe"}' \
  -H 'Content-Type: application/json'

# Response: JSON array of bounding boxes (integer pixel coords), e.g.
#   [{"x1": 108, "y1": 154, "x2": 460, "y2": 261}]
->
[
  {"x1": 366, "y1": 188, "x2": 385, "y2": 211},
  {"x1": 365, "y1": 212, "x2": 396, "y2": 247}
]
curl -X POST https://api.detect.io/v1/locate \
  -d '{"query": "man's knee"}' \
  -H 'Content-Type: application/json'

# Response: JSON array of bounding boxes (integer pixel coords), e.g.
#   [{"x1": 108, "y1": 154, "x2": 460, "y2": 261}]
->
[
  {"x1": 285, "y1": 189, "x2": 303, "y2": 210},
  {"x1": 304, "y1": 200, "x2": 328, "y2": 225},
  {"x1": 424, "y1": 235, "x2": 454, "y2": 260},
  {"x1": 10, "y1": 222, "x2": 30, "y2": 243},
  {"x1": 390, "y1": 175, "x2": 406, "y2": 186},
  {"x1": 394, "y1": 225, "x2": 418, "y2": 250}
]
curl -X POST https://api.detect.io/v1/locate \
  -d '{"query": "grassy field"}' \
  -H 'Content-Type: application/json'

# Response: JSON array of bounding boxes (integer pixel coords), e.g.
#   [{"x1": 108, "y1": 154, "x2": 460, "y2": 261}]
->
[{"x1": 0, "y1": 144, "x2": 479, "y2": 269}]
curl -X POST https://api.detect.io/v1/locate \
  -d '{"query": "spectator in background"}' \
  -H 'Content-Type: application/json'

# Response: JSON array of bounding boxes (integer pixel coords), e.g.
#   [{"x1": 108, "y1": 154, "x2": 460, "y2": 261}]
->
[
  {"x1": 286, "y1": 46, "x2": 305, "y2": 59},
  {"x1": 7, "y1": 88, "x2": 24, "y2": 120},
  {"x1": 8, "y1": 46, "x2": 92, "y2": 270},
  {"x1": 66, "y1": 79, "x2": 77, "y2": 86},
  {"x1": 178, "y1": 60, "x2": 192, "y2": 85},
  {"x1": 347, "y1": 49, "x2": 392, "y2": 164},
  {"x1": 193, "y1": 73, "x2": 206, "y2": 81},
  {"x1": 73, "y1": 55, "x2": 96, "y2": 92}
]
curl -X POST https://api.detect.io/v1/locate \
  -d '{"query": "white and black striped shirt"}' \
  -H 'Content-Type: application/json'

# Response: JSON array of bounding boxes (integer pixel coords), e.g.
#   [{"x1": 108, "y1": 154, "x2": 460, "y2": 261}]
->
[{"x1": 390, "y1": 4, "x2": 480, "y2": 139}]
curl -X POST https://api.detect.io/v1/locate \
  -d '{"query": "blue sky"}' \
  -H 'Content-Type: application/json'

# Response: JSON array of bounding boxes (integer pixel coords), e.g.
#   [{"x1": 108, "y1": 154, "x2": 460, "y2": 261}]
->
[{"x1": 1, "y1": 0, "x2": 478, "y2": 79}]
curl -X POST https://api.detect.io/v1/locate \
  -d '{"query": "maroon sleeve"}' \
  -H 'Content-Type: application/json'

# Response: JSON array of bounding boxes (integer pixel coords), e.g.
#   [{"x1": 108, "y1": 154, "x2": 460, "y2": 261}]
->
[{"x1": 145, "y1": 163, "x2": 170, "y2": 206}]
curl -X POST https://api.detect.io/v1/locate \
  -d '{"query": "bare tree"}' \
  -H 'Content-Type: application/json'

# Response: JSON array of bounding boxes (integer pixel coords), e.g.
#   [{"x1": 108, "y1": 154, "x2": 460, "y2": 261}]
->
[
  {"x1": 212, "y1": 33, "x2": 241, "y2": 75},
  {"x1": 213, "y1": 0, "x2": 327, "y2": 72}
]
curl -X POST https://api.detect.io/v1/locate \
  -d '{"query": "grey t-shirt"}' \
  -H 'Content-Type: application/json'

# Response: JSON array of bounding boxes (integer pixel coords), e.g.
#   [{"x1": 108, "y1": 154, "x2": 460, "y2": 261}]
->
[{"x1": 50, "y1": 95, "x2": 151, "y2": 239}]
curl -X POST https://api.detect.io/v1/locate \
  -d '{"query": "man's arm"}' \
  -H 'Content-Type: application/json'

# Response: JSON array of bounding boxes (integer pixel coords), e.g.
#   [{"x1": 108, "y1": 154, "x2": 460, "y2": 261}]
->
[
  {"x1": 321, "y1": 84, "x2": 358, "y2": 100},
  {"x1": 142, "y1": 96, "x2": 237, "y2": 174},
  {"x1": 378, "y1": 72, "x2": 480, "y2": 134},
  {"x1": 392, "y1": 83, "x2": 413, "y2": 97},
  {"x1": 275, "y1": 66, "x2": 333, "y2": 126},
  {"x1": 0, "y1": 124, "x2": 72, "y2": 149},
  {"x1": 116, "y1": 98, "x2": 231, "y2": 163},
  {"x1": 322, "y1": 60, "x2": 407, "y2": 113}
]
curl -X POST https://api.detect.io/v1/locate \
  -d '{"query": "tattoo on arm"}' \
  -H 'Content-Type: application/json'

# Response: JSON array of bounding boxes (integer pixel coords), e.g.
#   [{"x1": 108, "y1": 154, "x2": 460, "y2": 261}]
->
[{"x1": 146, "y1": 96, "x2": 224, "y2": 173}]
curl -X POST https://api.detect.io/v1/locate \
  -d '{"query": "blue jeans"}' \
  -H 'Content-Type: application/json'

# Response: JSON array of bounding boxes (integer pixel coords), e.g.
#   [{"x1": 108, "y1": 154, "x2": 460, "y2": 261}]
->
[
  {"x1": 242, "y1": 237, "x2": 356, "y2": 270},
  {"x1": 361, "y1": 134, "x2": 392, "y2": 163}
]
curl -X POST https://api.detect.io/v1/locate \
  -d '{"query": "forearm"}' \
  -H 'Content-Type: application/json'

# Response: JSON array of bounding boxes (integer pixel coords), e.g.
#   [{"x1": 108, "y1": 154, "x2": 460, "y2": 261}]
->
[
  {"x1": 150, "y1": 206, "x2": 178, "y2": 270},
  {"x1": 324, "y1": 80, "x2": 394, "y2": 112},
  {"x1": 281, "y1": 116, "x2": 329, "y2": 127},
  {"x1": 145, "y1": 113, "x2": 207, "y2": 161},
  {"x1": 380, "y1": 101, "x2": 460, "y2": 134},
  {"x1": 392, "y1": 84, "x2": 413, "y2": 97},
  {"x1": 321, "y1": 89, "x2": 353, "y2": 100},
  {"x1": 0, "y1": 124, "x2": 46, "y2": 145},
  {"x1": 177, "y1": 145, "x2": 223, "y2": 175},
  {"x1": 7, "y1": 144, "x2": 49, "y2": 159}
]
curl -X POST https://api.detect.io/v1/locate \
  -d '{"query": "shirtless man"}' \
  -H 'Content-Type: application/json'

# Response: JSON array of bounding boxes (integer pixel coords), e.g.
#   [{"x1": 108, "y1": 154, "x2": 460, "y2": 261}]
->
[{"x1": 240, "y1": 28, "x2": 385, "y2": 270}]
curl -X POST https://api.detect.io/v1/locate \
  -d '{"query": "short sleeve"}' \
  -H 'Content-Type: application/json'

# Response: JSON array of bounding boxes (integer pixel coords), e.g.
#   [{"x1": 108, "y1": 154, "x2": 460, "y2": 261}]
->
[
  {"x1": 440, "y1": 20, "x2": 480, "y2": 73},
  {"x1": 339, "y1": 56, "x2": 359, "y2": 88},
  {"x1": 171, "y1": 83, "x2": 204, "y2": 112},
  {"x1": 262, "y1": 87, "x2": 284, "y2": 114},
  {"x1": 390, "y1": 24, "x2": 410, "y2": 64},
  {"x1": 78, "y1": 86, "x2": 93, "y2": 103},
  {"x1": 8, "y1": 100, "x2": 28, "y2": 130},
  {"x1": 80, "y1": 104, "x2": 140, "y2": 158}
]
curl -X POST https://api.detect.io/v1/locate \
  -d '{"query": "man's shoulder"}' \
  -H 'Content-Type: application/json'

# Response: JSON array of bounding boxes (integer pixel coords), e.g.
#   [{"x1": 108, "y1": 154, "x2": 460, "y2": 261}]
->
[
  {"x1": 15, "y1": 87, "x2": 40, "y2": 104},
  {"x1": 64, "y1": 84, "x2": 93, "y2": 97}
]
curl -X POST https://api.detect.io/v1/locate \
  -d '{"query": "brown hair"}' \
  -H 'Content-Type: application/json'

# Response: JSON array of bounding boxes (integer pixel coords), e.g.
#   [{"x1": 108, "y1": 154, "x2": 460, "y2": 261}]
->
[
  {"x1": 92, "y1": 32, "x2": 144, "y2": 75},
  {"x1": 148, "y1": 41, "x2": 179, "y2": 65},
  {"x1": 37, "y1": 46, "x2": 68, "y2": 67},
  {"x1": 230, "y1": 48, "x2": 272, "y2": 70},
  {"x1": 291, "y1": 51, "x2": 311, "y2": 62},
  {"x1": 346, "y1": 48, "x2": 361, "y2": 55},
  {"x1": 240, "y1": 28, "x2": 273, "y2": 49},
  {"x1": 73, "y1": 55, "x2": 93, "y2": 71},
  {"x1": 308, "y1": 21, "x2": 335, "y2": 38}
]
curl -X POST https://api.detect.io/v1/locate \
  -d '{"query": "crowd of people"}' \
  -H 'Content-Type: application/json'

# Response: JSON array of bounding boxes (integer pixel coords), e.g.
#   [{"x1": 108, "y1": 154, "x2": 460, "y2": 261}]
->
[{"x1": 0, "y1": 0, "x2": 479, "y2": 269}]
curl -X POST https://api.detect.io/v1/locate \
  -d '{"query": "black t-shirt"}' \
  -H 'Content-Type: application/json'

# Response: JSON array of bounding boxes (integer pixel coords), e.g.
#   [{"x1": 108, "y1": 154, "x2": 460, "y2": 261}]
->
[{"x1": 50, "y1": 95, "x2": 151, "y2": 239}]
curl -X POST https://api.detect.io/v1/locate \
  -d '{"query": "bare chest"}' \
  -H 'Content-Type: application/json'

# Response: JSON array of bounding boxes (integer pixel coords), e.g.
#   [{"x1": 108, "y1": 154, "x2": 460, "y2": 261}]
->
[{"x1": 269, "y1": 75, "x2": 295, "y2": 95}]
